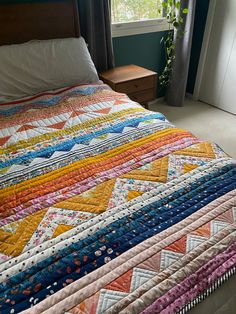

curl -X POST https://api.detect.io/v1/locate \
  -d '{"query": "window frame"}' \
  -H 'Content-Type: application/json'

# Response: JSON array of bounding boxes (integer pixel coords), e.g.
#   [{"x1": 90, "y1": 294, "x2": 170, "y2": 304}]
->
[
  {"x1": 112, "y1": 18, "x2": 171, "y2": 38},
  {"x1": 111, "y1": 0, "x2": 171, "y2": 38}
]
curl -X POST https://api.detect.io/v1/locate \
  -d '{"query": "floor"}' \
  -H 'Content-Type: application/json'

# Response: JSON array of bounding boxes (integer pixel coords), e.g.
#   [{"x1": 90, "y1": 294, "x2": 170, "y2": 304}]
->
[{"x1": 149, "y1": 98, "x2": 236, "y2": 159}]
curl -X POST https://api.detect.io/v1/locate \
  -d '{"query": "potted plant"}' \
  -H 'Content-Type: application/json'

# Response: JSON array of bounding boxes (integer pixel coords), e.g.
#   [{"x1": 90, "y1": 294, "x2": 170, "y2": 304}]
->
[{"x1": 159, "y1": 0, "x2": 188, "y2": 88}]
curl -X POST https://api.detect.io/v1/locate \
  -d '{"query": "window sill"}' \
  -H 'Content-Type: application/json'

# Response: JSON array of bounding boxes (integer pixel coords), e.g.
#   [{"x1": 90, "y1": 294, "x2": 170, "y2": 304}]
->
[{"x1": 112, "y1": 18, "x2": 171, "y2": 38}]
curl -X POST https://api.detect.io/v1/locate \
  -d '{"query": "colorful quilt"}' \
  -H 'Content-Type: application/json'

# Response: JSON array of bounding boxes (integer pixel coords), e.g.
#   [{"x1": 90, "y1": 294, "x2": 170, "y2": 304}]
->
[{"x1": 0, "y1": 83, "x2": 235, "y2": 314}]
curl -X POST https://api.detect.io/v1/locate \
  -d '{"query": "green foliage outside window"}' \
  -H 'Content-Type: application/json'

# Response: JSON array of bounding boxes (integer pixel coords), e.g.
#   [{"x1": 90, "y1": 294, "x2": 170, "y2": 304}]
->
[{"x1": 111, "y1": 0, "x2": 163, "y2": 23}]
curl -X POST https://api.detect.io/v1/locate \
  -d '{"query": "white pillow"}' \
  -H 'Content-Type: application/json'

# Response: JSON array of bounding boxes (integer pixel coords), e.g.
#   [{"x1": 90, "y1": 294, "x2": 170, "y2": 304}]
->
[{"x1": 0, "y1": 37, "x2": 99, "y2": 100}]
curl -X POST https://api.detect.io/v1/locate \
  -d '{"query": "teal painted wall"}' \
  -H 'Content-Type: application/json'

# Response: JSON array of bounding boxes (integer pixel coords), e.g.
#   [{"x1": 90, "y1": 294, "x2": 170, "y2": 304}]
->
[{"x1": 113, "y1": 31, "x2": 168, "y2": 97}]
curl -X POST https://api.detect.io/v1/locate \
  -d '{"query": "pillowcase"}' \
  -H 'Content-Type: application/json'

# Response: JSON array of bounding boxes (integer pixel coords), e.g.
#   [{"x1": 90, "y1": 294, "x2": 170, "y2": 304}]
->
[{"x1": 0, "y1": 37, "x2": 99, "y2": 101}]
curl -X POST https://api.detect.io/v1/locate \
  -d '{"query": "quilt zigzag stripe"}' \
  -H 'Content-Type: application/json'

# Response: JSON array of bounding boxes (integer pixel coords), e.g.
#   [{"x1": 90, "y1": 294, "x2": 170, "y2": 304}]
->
[
  {"x1": 0, "y1": 142, "x2": 227, "y2": 254},
  {"x1": 0, "y1": 84, "x2": 111, "y2": 116},
  {"x1": 141, "y1": 243, "x2": 236, "y2": 314},
  {"x1": 1, "y1": 165, "x2": 236, "y2": 312},
  {"x1": 0, "y1": 158, "x2": 230, "y2": 275},
  {"x1": 0, "y1": 158, "x2": 232, "y2": 273},
  {"x1": 0, "y1": 84, "x2": 235, "y2": 314},
  {"x1": 0, "y1": 121, "x2": 170, "y2": 184},
  {"x1": 29, "y1": 197, "x2": 236, "y2": 314}
]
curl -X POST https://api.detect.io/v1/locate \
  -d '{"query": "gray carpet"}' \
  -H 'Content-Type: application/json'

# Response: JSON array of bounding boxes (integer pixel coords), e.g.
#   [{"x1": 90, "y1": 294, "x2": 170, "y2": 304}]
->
[{"x1": 149, "y1": 98, "x2": 236, "y2": 158}]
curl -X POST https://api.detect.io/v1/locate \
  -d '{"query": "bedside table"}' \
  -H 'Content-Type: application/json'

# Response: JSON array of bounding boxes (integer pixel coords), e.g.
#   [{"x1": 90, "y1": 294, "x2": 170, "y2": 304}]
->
[{"x1": 99, "y1": 65, "x2": 157, "y2": 108}]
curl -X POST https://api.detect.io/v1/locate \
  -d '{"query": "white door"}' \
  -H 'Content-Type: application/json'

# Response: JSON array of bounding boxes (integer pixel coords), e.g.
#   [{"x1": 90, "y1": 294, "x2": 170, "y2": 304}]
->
[{"x1": 198, "y1": 0, "x2": 236, "y2": 114}]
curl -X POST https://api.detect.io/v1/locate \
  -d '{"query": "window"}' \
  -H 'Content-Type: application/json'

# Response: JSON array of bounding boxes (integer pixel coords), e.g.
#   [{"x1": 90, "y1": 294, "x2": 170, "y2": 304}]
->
[
  {"x1": 111, "y1": 0, "x2": 163, "y2": 23},
  {"x1": 111, "y1": 0, "x2": 170, "y2": 37}
]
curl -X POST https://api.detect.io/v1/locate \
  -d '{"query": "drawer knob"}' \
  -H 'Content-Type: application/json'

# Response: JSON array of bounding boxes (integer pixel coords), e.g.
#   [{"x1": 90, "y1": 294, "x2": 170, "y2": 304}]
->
[{"x1": 134, "y1": 84, "x2": 138, "y2": 88}]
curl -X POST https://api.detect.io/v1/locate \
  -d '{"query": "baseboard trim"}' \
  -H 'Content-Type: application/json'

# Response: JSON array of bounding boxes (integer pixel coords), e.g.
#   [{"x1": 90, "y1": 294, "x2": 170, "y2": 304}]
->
[
  {"x1": 148, "y1": 97, "x2": 165, "y2": 105},
  {"x1": 149, "y1": 94, "x2": 195, "y2": 105}
]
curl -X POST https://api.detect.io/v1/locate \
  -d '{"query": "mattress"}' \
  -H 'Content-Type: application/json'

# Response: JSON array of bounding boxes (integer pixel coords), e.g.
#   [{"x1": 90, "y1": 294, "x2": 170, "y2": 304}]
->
[{"x1": 0, "y1": 83, "x2": 235, "y2": 314}]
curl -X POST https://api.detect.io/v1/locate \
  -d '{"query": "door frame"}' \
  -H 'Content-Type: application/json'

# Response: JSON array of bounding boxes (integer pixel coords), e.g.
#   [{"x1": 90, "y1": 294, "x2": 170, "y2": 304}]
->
[{"x1": 193, "y1": 0, "x2": 217, "y2": 101}]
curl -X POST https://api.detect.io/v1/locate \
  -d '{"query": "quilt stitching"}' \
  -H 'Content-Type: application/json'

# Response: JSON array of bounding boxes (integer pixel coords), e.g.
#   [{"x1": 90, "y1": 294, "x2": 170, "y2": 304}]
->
[{"x1": 0, "y1": 84, "x2": 235, "y2": 314}]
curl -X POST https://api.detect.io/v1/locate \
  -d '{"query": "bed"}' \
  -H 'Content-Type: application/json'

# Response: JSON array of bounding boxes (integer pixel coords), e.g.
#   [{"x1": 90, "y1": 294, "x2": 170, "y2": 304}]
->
[{"x1": 0, "y1": 1, "x2": 236, "y2": 314}]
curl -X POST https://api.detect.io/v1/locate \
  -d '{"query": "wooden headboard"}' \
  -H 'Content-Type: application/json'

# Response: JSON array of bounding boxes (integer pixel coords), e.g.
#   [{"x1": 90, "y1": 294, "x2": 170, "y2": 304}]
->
[{"x1": 0, "y1": 0, "x2": 80, "y2": 46}]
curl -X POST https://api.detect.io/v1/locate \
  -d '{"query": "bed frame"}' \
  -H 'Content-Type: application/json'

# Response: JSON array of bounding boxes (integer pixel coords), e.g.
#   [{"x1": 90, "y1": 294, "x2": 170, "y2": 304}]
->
[{"x1": 0, "y1": 0, "x2": 80, "y2": 45}]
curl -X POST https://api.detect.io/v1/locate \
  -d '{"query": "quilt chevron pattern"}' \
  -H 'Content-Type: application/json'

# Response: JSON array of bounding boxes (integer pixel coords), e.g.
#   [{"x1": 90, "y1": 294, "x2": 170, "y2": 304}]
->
[{"x1": 0, "y1": 83, "x2": 235, "y2": 314}]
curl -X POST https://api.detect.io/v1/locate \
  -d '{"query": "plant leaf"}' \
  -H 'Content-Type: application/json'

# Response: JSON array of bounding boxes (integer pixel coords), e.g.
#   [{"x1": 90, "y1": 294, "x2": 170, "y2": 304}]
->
[
  {"x1": 176, "y1": 1, "x2": 180, "y2": 9},
  {"x1": 182, "y1": 8, "x2": 188, "y2": 14},
  {"x1": 162, "y1": 2, "x2": 167, "y2": 8},
  {"x1": 173, "y1": 21, "x2": 179, "y2": 28}
]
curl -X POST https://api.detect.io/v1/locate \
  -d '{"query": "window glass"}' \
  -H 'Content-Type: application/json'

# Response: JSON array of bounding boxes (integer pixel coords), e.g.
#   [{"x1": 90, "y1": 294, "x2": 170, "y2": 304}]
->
[{"x1": 111, "y1": 0, "x2": 163, "y2": 24}]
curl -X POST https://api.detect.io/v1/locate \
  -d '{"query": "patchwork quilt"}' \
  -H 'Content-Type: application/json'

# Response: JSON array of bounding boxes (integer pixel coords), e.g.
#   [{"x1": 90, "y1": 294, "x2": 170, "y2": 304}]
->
[{"x1": 0, "y1": 83, "x2": 236, "y2": 314}]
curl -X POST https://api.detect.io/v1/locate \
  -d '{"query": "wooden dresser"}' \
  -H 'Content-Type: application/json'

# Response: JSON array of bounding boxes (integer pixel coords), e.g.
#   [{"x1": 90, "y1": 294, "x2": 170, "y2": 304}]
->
[{"x1": 99, "y1": 64, "x2": 157, "y2": 107}]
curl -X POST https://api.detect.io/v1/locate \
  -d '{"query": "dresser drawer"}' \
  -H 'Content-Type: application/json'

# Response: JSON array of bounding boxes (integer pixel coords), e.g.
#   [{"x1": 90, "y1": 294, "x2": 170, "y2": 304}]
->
[
  {"x1": 115, "y1": 75, "x2": 155, "y2": 94},
  {"x1": 128, "y1": 88, "x2": 155, "y2": 104}
]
